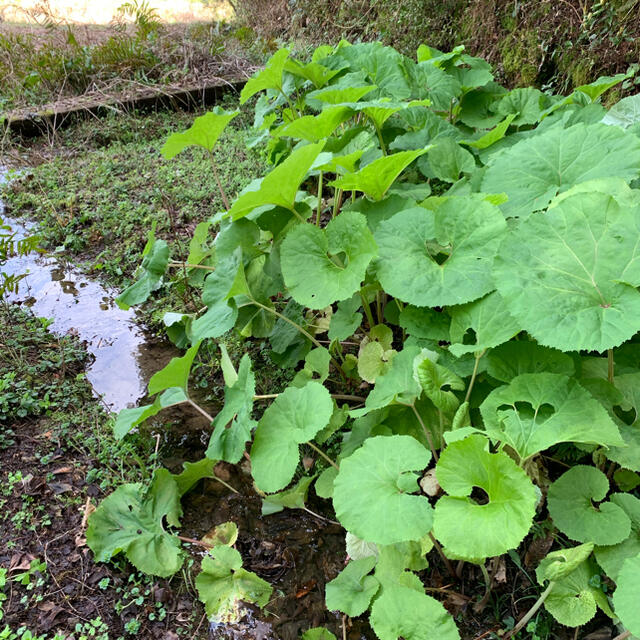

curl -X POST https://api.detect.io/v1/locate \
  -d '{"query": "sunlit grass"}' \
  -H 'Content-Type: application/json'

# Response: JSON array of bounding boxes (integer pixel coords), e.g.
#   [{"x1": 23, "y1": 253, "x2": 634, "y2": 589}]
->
[{"x1": 1, "y1": 0, "x2": 233, "y2": 24}]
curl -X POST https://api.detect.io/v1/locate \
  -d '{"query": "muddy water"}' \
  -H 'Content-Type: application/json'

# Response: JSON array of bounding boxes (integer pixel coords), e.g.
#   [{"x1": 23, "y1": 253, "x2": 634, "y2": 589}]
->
[{"x1": 1, "y1": 170, "x2": 174, "y2": 411}]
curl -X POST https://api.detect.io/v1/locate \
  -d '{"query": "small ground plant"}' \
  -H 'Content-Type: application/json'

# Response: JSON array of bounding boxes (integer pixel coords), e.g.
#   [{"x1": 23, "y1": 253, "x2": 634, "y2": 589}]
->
[{"x1": 88, "y1": 41, "x2": 640, "y2": 638}]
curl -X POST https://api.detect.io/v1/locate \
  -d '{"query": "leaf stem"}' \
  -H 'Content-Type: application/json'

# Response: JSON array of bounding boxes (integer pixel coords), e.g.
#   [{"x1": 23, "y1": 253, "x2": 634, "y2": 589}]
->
[
  {"x1": 360, "y1": 291, "x2": 375, "y2": 330},
  {"x1": 332, "y1": 188, "x2": 343, "y2": 219},
  {"x1": 409, "y1": 402, "x2": 438, "y2": 462},
  {"x1": 254, "y1": 393, "x2": 365, "y2": 402},
  {"x1": 608, "y1": 348, "x2": 614, "y2": 384},
  {"x1": 187, "y1": 398, "x2": 214, "y2": 423},
  {"x1": 209, "y1": 151, "x2": 230, "y2": 210},
  {"x1": 429, "y1": 532, "x2": 456, "y2": 578},
  {"x1": 306, "y1": 441, "x2": 340, "y2": 471},
  {"x1": 177, "y1": 535, "x2": 214, "y2": 549},
  {"x1": 303, "y1": 507, "x2": 340, "y2": 525},
  {"x1": 507, "y1": 581, "x2": 556, "y2": 638},
  {"x1": 612, "y1": 632, "x2": 632, "y2": 640},
  {"x1": 168, "y1": 261, "x2": 216, "y2": 271},
  {"x1": 464, "y1": 351, "x2": 485, "y2": 403},
  {"x1": 316, "y1": 171, "x2": 323, "y2": 226}
]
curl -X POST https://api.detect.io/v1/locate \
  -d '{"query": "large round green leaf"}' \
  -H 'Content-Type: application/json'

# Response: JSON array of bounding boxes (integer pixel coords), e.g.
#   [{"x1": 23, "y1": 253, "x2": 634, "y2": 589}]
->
[
  {"x1": 493, "y1": 190, "x2": 640, "y2": 352},
  {"x1": 539, "y1": 559, "x2": 601, "y2": 627},
  {"x1": 86, "y1": 470, "x2": 184, "y2": 578},
  {"x1": 250, "y1": 382, "x2": 333, "y2": 493},
  {"x1": 374, "y1": 197, "x2": 506, "y2": 307},
  {"x1": 547, "y1": 466, "x2": 631, "y2": 545},
  {"x1": 281, "y1": 211, "x2": 377, "y2": 309},
  {"x1": 195, "y1": 546, "x2": 272, "y2": 623},
  {"x1": 448, "y1": 291, "x2": 521, "y2": 358},
  {"x1": 481, "y1": 123, "x2": 640, "y2": 219},
  {"x1": 369, "y1": 585, "x2": 460, "y2": 640},
  {"x1": 486, "y1": 340, "x2": 574, "y2": 382},
  {"x1": 612, "y1": 554, "x2": 640, "y2": 638},
  {"x1": 333, "y1": 435, "x2": 433, "y2": 545},
  {"x1": 595, "y1": 494, "x2": 640, "y2": 580},
  {"x1": 433, "y1": 435, "x2": 537, "y2": 559},
  {"x1": 480, "y1": 373, "x2": 623, "y2": 462},
  {"x1": 325, "y1": 556, "x2": 379, "y2": 617}
]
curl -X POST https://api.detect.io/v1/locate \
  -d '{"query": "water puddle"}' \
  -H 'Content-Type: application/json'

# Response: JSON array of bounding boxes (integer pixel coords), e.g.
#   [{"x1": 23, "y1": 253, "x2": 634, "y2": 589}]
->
[{"x1": 1, "y1": 169, "x2": 174, "y2": 412}]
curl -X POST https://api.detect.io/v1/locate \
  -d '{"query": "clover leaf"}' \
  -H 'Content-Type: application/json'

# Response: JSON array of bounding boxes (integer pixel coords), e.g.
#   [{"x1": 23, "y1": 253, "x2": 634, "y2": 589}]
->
[
  {"x1": 493, "y1": 190, "x2": 640, "y2": 352},
  {"x1": 595, "y1": 494, "x2": 640, "y2": 580},
  {"x1": 333, "y1": 435, "x2": 433, "y2": 545},
  {"x1": 479, "y1": 373, "x2": 623, "y2": 462},
  {"x1": 612, "y1": 554, "x2": 640, "y2": 638},
  {"x1": 250, "y1": 382, "x2": 333, "y2": 492},
  {"x1": 280, "y1": 211, "x2": 377, "y2": 309},
  {"x1": 161, "y1": 108, "x2": 239, "y2": 158},
  {"x1": 195, "y1": 546, "x2": 272, "y2": 622},
  {"x1": 325, "y1": 556, "x2": 379, "y2": 616},
  {"x1": 547, "y1": 466, "x2": 631, "y2": 545},
  {"x1": 433, "y1": 435, "x2": 537, "y2": 559},
  {"x1": 481, "y1": 123, "x2": 640, "y2": 218},
  {"x1": 374, "y1": 197, "x2": 506, "y2": 307},
  {"x1": 206, "y1": 354, "x2": 256, "y2": 463},
  {"x1": 86, "y1": 470, "x2": 184, "y2": 578},
  {"x1": 369, "y1": 585, "x2": 460, "y2": 640}
]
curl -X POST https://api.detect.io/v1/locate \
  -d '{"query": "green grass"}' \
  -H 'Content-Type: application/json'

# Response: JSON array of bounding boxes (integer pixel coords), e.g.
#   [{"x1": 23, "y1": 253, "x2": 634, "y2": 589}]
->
[{"x1": 2, "y1": 106, "x2": 265, "y2": 292}]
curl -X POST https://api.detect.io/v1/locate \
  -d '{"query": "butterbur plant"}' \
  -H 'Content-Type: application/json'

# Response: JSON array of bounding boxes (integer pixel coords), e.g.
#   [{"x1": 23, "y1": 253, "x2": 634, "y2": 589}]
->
[{"x1": 87, "y1": 41, "x2": 640, "y2": 637}]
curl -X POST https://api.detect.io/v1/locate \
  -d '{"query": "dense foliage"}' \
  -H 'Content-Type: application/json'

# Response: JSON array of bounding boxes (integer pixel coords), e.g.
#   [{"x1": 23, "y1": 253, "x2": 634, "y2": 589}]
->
[{"x1": 89, "y1": 41, "x2": 640, "y2": 637}]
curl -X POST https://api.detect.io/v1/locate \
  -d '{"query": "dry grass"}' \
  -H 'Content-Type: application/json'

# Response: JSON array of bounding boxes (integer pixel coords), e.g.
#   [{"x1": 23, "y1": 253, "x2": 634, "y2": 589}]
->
[{"x1": 1, "y1": 0, "x2": 234, "y2": 24}]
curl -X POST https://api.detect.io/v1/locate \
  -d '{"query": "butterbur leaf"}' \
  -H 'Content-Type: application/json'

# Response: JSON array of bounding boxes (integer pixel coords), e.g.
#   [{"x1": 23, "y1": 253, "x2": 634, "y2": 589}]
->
[
  {"x1": 479, "y1": 374, "x2": 623, "y2": 462},
  {"x1": 398, "y1": 306, "x2": 450, "y2": 341},
  {"x1": 86, "y1": 470, "x2": 184, "y2": 578},
  {"x1": 325, "y1": 556, "x2": 379, "y2": 616},
  {"x1": 612, "y1": 554, "x2": 640, "y2": 638},
  {"x1": 538, "y1": 558, "x2": 602, "y2": 627},
  {"x1": 363, "y1": 346, "x2": 423, "y2": 412},
  {"x1": 250, "y1": 382, "x2": 333, "y2": 492},
  {"x1": 116, "y1": 230, "x2": 169, "y2": 310},
  {"x1": 195, "y1": 546, "x2": 272, "y2": 622},
  {"x1": 206, "y1": 354, "x2": 256, "y2": 463},
  {"x1": 358, "y1": 340, "x2": 394, "y2": 383},
  {"x1": 369, "y1": 585, "x2": 460, "y2": 640},
  {"x1": 328, "y1": 295, "x2": 362, "y2": 341},
  {"x1": 536, "y1": 544, "x2": 595, "y2": 582},
  {"x1": 262, "y1": 475, "x2": 314, "y2": 515},
  {"x1": 333, "y1": 435, "x2": 433, "y2": 545},
  {"x1": 292, "y1": 347, "x2": 331, "y2": 387},
  {"x1": 228, "y1": 142, "x2": 325, "y2": 220},
  {"x1": 595, "y1": 494, "x2": 640, "y2": 580},
  {"x1": 277, "y1": 106, "x2": 353, "y2": 142},
  {"x1": 575, "y1": 73, "x2": 629, "y2": 101},
  {"x1": 375, "y1": 197, "x2": 506, "y2": 307},
  {"x1": 302, "y1": 629, "x2": 337, "y2": 640},
  {"x1": 240, "y1": 48, "x2": 290, "y2": 104},
  {"x1": 461, "y1": 114, "x2": 515, "y2": 149},
  {"x1": 174, "y1": 458, "x2": 217, "y2": 497},
  {"x1": 280, "y1": 211, "x2": 377, "y2": 309},
  {"x1": 603, "y1": 94, "x2": 640, "y2": 129},
  {"x1": 284, "y1": 57, "x2": 343, "y2": 88},
  {"x1": 329, "y1": 150, "x2": 428, "y2": 201},
  {"x1": 433, "y1": 435, "x2": 537, "y2": 559},
  {"x1": 345, "y1": 532, "x2": 378, "y2": 561},
  {"x1": 448, "y1": 291, "x2": 520, "y2": 357},
  {"x1": 202, "y1": 522, "x2": 238, "y2": 548},
  {"x1": 415, "y1": 357, "x2": 464, "y2": 414},
  {"x1": 482, "y1": 123, "x2": 640, "y2": 219},
  {"x1": 419, "y1": 138, "x2": 475, "y2": 183},
  {"x1": 148, "y1": 342, "x2": 200, "y2": 395},
  {"x1": 547, "y1": 466, "x2": 631, "y2": 545},
  {"x1": 113, "y1": 387, "x2": 187, "y2": 439},
  {"x1": 486, "y1": 341, "x2": 574, "y2": 382},
  {"x1": 493, "y1": 190, "x2": 640, "y2": 352},
  {"x1": 161, "y1": 108, "x2": 239, "y2": 159}
]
